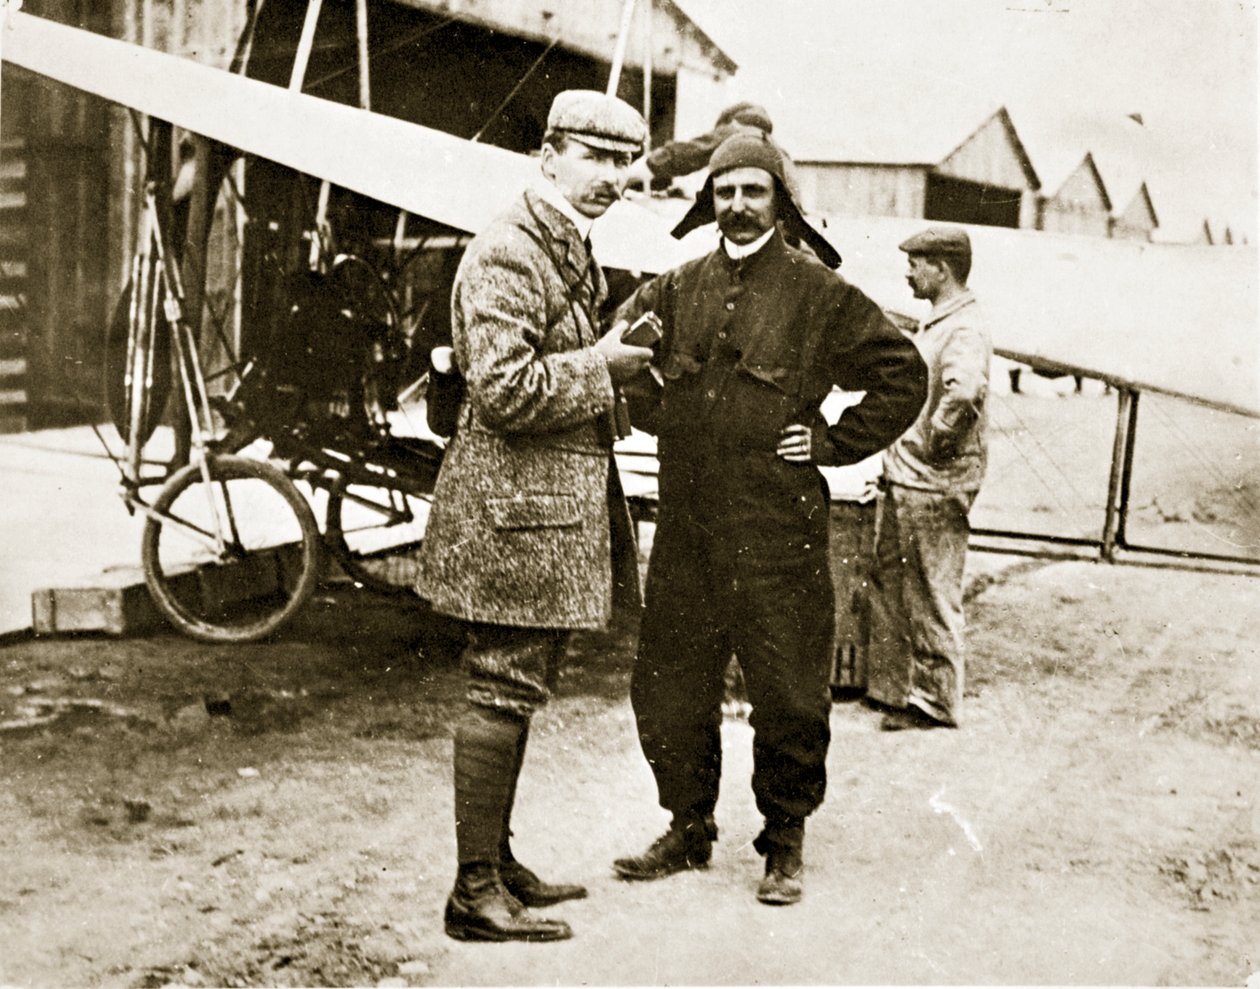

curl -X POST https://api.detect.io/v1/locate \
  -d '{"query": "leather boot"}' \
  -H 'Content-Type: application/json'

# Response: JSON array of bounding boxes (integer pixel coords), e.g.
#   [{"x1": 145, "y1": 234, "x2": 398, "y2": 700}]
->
[
  {"x1": 613, "y1": 814, "x2": 716, "y2": 881},
  {"x1": 497, "y1": 719, "x2": 587, "y2": 907},
  {"x1": 446, "y1": 707, "x2": 571, "y2": 940},
  {"x1": 452, "y1": 705, "x2": 523, "y2": 868},
  {"x1": 500, "y1": 859, "x2": 588, "y2": 907},
  {"x1": 444, "y1": 863, "x2": 572, "y2": 942},
  {"x1": 753, "y1": 822, "x2": 804, "y2": 905}
]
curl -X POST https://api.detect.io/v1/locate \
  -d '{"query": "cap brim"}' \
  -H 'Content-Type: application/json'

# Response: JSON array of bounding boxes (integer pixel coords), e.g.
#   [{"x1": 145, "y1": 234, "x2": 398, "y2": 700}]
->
[{"x1": 564, "y1": 132, "x2": 642, "y2": 154}]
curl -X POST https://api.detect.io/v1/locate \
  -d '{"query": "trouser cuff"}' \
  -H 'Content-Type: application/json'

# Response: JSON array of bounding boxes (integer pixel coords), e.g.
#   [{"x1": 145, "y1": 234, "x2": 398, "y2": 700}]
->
[
  {"x1": 672, "y1": 811, "x2": 719, "y2": 843},
  {"x1": 753, "y1": 819, "x2": 804, "y2": 856}
]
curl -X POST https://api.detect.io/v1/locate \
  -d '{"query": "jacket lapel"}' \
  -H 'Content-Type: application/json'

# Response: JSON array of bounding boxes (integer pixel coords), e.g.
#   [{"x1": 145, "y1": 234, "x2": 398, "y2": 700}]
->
[{"x1": 522, "y1": 190, "x2": 602, "y2": 346}]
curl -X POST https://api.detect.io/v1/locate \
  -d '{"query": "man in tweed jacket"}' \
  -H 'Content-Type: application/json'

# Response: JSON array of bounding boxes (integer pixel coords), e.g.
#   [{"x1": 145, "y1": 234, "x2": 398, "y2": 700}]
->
[{"x1": 414, "y1": 90, "x2": 653, "y2": 943}]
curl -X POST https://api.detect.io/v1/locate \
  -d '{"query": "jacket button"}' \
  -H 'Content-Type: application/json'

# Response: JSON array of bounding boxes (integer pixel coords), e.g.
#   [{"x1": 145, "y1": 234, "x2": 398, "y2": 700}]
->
[
  {"x1": 706, "y1": 389, "x2": 716, "y2": 399},
  {"x1": 725, "y1": 302, "x2": 735, "y2": 311}
]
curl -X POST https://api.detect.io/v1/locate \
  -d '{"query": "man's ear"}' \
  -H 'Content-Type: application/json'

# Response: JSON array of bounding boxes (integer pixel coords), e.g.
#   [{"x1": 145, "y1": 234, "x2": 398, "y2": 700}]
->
[{"x1": 539, "y1": 142, "x2": 558, "y2": 182}]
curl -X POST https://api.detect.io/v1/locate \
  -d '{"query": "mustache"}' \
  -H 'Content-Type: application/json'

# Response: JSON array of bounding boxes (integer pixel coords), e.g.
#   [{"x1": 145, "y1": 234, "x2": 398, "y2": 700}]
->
[{"x1": 720, "y1": 214, "x2": 765, "y2": 232}]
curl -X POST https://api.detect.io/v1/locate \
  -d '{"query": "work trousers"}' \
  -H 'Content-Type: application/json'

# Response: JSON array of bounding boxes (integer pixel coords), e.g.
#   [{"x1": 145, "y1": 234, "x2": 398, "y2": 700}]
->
[
  {"x1": 865, "y1": 483, "x2": 975, "y2": 725},
  {"x1": 631, "y1": 505, "x2": 834, "y2": 829},
  {"x1": 460, "y1": 622, "x2": 569, "y2": 718}
]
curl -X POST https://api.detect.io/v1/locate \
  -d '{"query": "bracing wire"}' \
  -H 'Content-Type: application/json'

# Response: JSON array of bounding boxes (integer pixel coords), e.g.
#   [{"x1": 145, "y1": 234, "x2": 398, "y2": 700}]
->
[
  {"x1": 470, "y1": 36, "x2": 561, "y2": 144},
  {"x1": 1141, "y1": 396, "x2": 1260, "y2": 515},
  {"x1": 987, "y1": 386, "x2": 1099, "y2": 520},
  {"x1": 303, "y1": 15, "x2": 458, "y2": 95}
]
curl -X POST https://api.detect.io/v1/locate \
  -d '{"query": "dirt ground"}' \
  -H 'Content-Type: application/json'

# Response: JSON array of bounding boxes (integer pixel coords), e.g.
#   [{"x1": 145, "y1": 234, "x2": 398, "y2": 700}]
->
[{"x1": 1, "y1": 392, "x2": 1258, "y2": 987}]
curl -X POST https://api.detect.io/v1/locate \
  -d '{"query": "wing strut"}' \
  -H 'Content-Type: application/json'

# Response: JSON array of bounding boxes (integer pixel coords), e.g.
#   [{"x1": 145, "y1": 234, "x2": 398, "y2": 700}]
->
[
  {"x1": 606, "y1": 0, "x2": 638, "y2": 96},
  {"x1": 289, "y1": 0, "x2": 324, "y2": 92}
]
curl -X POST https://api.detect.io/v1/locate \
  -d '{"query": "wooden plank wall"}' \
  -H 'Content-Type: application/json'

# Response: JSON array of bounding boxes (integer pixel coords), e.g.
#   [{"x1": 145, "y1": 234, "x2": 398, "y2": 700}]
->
[
  {"x1": 795, "y1": 162, "x2": 927, "y2": 219},
  {"x1": 1040, "y1": 160, "x2": 1112, "y2": 238},
  {"x1": 5, "y1": 0, "x2": 717, "y2": 434},
  {"x1": 1, "y1": 0, "x2": 244, "y2": 433},
  {"x1": 0, "y1": 136, "x2": 29, "y2": 432}
]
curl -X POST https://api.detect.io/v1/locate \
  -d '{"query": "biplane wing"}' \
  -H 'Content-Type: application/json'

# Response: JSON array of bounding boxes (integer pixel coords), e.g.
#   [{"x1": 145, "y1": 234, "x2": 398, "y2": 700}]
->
[{"x1": 1, "y1": 10, "x2": 694, "y2": 275}]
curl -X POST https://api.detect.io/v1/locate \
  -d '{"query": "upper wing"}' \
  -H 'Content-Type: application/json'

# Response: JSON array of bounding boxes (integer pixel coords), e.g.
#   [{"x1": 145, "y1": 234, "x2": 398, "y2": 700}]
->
[
  {"x1": 821, "y1": 215, "x2": 1259, "y2": 418},
  {"x1": 7, "y1": 12, "x2": 1254, "y2": 415},
  {"x1": 2, "y1": 10, "x2": 693, "y2": 275}
]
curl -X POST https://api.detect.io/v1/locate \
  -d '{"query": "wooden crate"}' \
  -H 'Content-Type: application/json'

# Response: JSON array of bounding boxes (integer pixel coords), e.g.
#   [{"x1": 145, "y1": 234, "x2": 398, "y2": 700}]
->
[
  {"x1": 827, "y1": 499, "x2": 876, "y2": 691},
  {"x1": 31, "y1": 567, "x2": 165, "y2": 636},
  {"x1": 30, "y1": 546, "x2": 307, "y2": 636}
]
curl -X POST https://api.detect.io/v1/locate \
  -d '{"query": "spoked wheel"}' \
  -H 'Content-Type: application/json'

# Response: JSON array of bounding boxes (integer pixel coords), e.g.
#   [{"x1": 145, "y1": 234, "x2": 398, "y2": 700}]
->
[
  {"x1": 104, "y1": 268, "x2": 173, "y2": 450},
  {"x1": 141, "y1": 454, "x2": 323, "y2": 642},
  {"x1": 324, "y1": 478, "x2": 429, "y2": 596},
  {"x1": 326, "y1": 253, "x2": 407, "y2": 426}
]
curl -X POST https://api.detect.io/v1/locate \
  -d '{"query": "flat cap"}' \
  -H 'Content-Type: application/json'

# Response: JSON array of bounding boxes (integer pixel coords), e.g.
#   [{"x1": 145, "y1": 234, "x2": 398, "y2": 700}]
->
[
  {"x1": 898, "y1": 225, "x2": 971, "y2": 258},
  {"x1": 547, "y1": 89, "x2": 647, "y2": 153}
]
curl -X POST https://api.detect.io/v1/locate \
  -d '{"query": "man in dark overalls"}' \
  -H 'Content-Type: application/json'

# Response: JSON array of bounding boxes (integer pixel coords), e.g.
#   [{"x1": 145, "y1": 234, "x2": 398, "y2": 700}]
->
[{"x1": 611, "y1": 132, "x2": 927, "y2": 905}]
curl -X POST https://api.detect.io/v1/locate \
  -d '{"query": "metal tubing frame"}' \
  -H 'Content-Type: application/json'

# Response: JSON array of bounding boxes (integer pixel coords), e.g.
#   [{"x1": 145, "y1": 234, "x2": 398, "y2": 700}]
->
[
  {"x1": 1101, "y1": 387, "x2": 1137, "y2": 561},
  {"x1": 967, "y1": 381, "x2": 1258, "y2": 577}
]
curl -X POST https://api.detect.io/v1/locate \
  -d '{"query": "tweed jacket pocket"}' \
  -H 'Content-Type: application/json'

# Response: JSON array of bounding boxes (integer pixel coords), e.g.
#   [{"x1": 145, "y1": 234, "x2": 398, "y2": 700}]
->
[{"x1": 486, "y1": 494, "x2": 582, "y2": 530}]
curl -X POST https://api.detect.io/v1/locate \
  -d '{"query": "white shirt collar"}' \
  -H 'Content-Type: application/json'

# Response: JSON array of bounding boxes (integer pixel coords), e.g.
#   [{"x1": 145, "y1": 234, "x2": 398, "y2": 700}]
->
[
  {"x1": 722, "y1": 226, "x2": 776, "y2": 260},
  {"x1": 531, "y1": 171, "x2": 594, "y2": 241}
]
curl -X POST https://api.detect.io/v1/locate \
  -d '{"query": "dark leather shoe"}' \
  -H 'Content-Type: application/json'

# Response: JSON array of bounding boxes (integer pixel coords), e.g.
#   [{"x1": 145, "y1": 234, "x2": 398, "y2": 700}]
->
[
  {"x1": 613, "y1": 827, "x2": 712, "y2": 881},
  {"x1": 756, "y1": 846, "x2": 804, "y2": 905},
  {"x1": 500, "y1": 859, "x2": 588, "y2": 907},
  {"x1": 444, "y1": 871, "x2": 572, "y2": 942}
]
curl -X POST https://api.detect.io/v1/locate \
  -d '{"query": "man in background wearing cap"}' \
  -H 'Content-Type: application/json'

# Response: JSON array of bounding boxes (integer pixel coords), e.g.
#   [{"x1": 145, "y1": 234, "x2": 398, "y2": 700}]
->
[
  {"x1": 609, "y1": 132, "x2": 927, "y2": 905},
  {"x1": 414, "y1": 90, "x2": 654, "y2": 943},
  {"x1": 865, "y1": 226, "x2": 992, "y2": 731},
  {"x1": 620, "y1": 101, "x2": 800, "y2": 202}
]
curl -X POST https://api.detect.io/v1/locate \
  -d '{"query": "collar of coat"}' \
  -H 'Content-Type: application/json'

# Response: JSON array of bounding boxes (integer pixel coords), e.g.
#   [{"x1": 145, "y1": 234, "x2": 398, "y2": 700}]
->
[
  {"x1": 721, "y1": 225, "x2": 776, "y2": 260},
  {"x1": 520, "y1": 188, "x2": 600, "y2": 289},
  {"x1": 711, "y1": 226, "x2": 789, "y2": 276},
  {"x1": 922, "y1": 289, "x2": 977, "y2": 331},
  {"x1": 529, "y1": 173, "x2": 595, "y2": 241}
]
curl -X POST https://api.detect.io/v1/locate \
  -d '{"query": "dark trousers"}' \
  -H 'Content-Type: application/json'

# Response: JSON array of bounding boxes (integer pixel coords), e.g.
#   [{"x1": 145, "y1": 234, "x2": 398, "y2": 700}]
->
[{"x1": 631, "y1": 518, "x2": 834, "y2": 828}]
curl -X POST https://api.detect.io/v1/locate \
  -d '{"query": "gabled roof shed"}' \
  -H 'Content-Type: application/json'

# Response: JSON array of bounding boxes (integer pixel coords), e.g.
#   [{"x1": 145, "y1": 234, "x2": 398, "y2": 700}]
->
[
  {"x1": 1037, "y1": 152, "x2": 1112, "y2": 237},
  {"x1": 793, "y1": 106, "x2": 1041, "y2": 229}
]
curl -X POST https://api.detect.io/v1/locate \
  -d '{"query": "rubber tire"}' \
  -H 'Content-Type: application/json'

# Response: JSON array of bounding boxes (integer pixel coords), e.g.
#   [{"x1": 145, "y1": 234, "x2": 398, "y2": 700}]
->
[
  {"x1": 141, "y1": 455, "x2": 322, "y2": 643},
  {"x1": 324, "y1": 482, "x2": 426, "y2": 597},
  {"x1": 104, "y1": 276, "x2": 173, "y2": 448}
]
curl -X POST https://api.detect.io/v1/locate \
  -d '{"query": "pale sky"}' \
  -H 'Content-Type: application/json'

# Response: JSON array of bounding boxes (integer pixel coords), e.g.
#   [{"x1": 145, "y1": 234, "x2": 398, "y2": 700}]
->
[{"x1": 674, "y1": 0, "x2": 1258, "y2": 242}]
